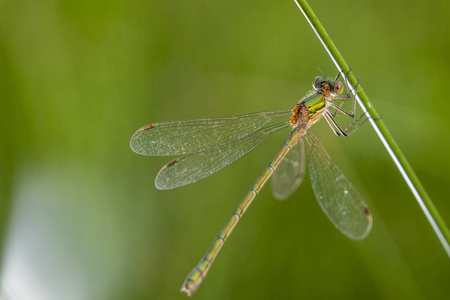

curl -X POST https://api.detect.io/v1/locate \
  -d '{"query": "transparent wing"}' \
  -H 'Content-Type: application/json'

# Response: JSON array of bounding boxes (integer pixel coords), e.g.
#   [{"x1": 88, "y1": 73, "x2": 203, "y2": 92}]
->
[
  {"x1": 156, "y1": 122, "x2": 290, "y2": 190},
  {"x1": 130, "y1": 110, "x2": 292, "y2": 156},
  {"x1": 306, "y1": 132, "x2": 372, "y2": 240},
  {"x1": 271, "y1": 138, "x2": 306, "y2": 200}
]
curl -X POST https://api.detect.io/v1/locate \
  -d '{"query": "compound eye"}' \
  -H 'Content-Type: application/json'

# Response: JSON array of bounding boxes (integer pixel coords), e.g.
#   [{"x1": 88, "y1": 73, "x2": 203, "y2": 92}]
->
[
  {"x1": 313, "y1": 76, "x2": 322, "y2": 89},
  {"x1": 334, "y1": 81, "x2": 344, "y2": 94}
]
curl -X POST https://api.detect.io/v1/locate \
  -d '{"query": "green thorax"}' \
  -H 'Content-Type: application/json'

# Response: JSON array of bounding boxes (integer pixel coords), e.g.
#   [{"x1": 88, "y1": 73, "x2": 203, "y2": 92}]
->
[{"x1": 299, "y1": 91, "x2": 326, "y2": 119}]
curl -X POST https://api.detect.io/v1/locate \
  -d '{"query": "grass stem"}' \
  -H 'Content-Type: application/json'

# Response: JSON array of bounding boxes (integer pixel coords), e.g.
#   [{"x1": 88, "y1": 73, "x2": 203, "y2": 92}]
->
[{"x1": 294, "y1": 0, "x2": 450, "y2": 257}]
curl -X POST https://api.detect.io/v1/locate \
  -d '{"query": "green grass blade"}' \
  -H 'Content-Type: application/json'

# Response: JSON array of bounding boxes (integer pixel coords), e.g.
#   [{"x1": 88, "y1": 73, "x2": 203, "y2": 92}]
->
[{"x1": 294, "y1": 0, "x2": 450, "y2": 257}]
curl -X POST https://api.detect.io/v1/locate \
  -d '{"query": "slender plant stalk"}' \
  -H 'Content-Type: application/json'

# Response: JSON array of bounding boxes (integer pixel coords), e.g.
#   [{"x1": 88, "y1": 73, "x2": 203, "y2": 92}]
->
[{"x1": 294, "y1": 0, "x2": 450, "y2": 257}]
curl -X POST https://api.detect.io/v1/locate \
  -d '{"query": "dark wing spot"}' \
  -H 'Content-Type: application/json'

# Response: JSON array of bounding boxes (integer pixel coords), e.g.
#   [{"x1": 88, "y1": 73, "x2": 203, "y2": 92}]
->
[
  {"x1": 141, "y1": 124, "x2": 155, "y2": 130},
  {"x1": 364, "y1": 206, "x2": 371, "y2": 218},
  {"x1": 166, "y1": 159, "x2": 178, "y2": 167}
]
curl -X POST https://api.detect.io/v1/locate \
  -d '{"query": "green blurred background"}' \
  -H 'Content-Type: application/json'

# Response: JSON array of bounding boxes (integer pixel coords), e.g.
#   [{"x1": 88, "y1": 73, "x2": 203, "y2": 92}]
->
[{"x1": 1, "y1": 0, "x2": 449, "y2": 299}]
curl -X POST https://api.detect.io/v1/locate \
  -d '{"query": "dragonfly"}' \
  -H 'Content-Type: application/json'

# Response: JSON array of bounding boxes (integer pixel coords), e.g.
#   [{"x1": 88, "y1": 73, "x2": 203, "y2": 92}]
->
[{"x1": 130, "y1": 71, "x2": 372, "y2": 296}]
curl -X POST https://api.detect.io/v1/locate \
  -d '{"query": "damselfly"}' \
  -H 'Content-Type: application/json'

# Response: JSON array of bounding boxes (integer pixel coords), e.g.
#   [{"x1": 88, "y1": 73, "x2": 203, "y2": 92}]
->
[{"x1": 130, "y1": 71, "x2": 372, "y2": 296}]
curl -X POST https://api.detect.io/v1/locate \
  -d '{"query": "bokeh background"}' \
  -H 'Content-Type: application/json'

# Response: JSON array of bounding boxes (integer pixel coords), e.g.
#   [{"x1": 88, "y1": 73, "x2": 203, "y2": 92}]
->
[{"x1": 1, "y1": 0, "x2": 449, "y2": 299}]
